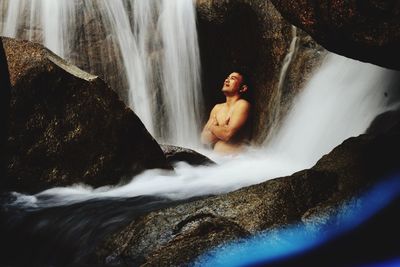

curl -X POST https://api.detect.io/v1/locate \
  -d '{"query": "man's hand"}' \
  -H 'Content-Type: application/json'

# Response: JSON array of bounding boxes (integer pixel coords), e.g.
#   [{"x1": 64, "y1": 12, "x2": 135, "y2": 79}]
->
[
  {"x1": 209, "y1": 100, "x2": 250, "y2": 142},
  {"x1": 206, "y1": 115, "x2": 218, "y2": 130},
  {"x1": 201, "y1": 106, "x2": 220, "y2": 145}
]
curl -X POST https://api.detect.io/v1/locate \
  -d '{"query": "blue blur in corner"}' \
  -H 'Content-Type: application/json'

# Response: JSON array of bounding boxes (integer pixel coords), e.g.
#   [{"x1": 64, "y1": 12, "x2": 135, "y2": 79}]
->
[
  {"x1": 195, "y1": 175, "x2": 400, "y2": 267},
  {"x1": 360, "y1": 258, "x2": 400, "y2": 267}
]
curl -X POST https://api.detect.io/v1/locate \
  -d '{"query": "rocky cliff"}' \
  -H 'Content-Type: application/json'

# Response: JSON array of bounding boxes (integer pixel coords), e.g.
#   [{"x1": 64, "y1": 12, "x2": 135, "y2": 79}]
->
[
  {"x1": 270, "y1": 0, "x2": 400, "y2": 70},
  {"x1": 93, "y1": 113, "x2": 400, "y2": 266},
  {"x1": 196, "y1": 0, "x2": 326, "y2": 143},
  {"x1": 1, "y1": 37, "x2": 171, "y2": 193}
]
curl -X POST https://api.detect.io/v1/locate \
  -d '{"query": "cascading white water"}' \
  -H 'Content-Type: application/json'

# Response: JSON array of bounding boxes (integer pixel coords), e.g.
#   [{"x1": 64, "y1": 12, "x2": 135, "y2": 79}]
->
[
  {"x1": 96, "y1": 0, "x2": 156, "y2": 134},
  {"x1": 0, "y1": 0, "x2": 203, "y2": 146},
  {"x1": 1, "y1": 0, "x2": 399, "y2": 207},
  {"x1": 265, "y1": 25, "x2": 300, "y2": 142},
  {"x1": 2, "y1": 0, "x2": 21, "y2": 37},
  {"x1": 1, "y1": 0, "x2": 75, "y2": 57},
  {"x1": 159, "y1": 0, "x2": 203, "y2": 145},
  {"x1": 11, "y1": 53, "x2": 400, "y2": 208},
  {"x1": 265, "y1": 53, "x2": 399, "y2": 167}
]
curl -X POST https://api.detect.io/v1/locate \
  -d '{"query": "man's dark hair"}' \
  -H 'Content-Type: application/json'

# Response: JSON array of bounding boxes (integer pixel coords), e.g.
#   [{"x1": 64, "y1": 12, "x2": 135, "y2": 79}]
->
[
  {"x1": 233, "y1": 69, "x2": 250, "y2": 87},
  {"x1": 231, "y1": 68, "x2": 253, "y2": 102}
]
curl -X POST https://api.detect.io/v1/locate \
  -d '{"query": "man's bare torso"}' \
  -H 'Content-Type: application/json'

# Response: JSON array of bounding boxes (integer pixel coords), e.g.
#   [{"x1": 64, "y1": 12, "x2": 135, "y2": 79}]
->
[
  {"x1": 213, "y1": 102, "x2": 249, "y2": 154},
  {"x1": 200, "y1": 71, "x2": 251, "y2": 155}
]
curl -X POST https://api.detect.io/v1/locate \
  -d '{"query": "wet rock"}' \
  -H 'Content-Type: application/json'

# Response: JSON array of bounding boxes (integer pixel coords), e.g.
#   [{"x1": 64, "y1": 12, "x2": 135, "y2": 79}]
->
[
  {"x1": 160, "y1": 144, "x2": 215, "y2": 166},
  {"x1": 196, "y1": 0, "x2": 326, "y2": 143},
  {"x1": 93, "y1": 122, "x2": 400, "y2": 266},
  {"x1": 270, "y1": 0, "x2": 400, "y2": 70},
  {"x1": 295, "y1": 195, "x2": 400, "y2": 267},
  {"x1": 1, "y1": 1, "x2": 327, "y2": 144},
  {"x1": 0, "y1": 38, "x2": 11, "y2": 185},
  {"x1": 68, "y1": 2, "x2": 130, "y2": 102},
  {"x1": 366, "y1": 108, "x2": 400, "y2": 135},
  {"x1": 1, "y1": 37, "x2": 171, "y2": 194},
  {"x1": 94, "y1": 169, "x2": 337, "y2": 265}
]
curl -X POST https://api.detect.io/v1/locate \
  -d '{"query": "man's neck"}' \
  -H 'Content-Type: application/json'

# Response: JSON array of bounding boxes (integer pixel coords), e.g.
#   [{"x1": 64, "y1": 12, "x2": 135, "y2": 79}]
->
[{"x1": 225, "y1": 94, "x2": 241, "y2": 107}]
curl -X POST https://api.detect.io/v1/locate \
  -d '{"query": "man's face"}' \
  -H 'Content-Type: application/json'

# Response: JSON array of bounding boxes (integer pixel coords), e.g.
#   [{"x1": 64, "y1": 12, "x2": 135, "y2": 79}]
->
[{"x1": 222, "y1": 72, "x2": 243, "y2": 95}]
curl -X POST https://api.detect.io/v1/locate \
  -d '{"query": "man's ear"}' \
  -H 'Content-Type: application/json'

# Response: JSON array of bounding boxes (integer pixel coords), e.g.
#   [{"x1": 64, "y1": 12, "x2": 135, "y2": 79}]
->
[{"x1": 240, "y1": 85, "x2": 248, "y2": 93}]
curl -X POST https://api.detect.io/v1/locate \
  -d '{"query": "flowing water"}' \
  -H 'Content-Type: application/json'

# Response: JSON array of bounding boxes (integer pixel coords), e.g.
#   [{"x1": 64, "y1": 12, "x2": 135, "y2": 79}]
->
[
  {"x1": 265, "y1": 25, "x2": 300, "y2": 143},
  {"x1": 1, "y1": 1, "x2": 400, "y2": 265},
  {"x1": 10, "y1": 53, "x2": 399, "y2": 208},
  {"x1": 265, "y1": 53, "x2": 400, "y2": 166},
  {"x1": 0, "y1": 0, "x2": 203, "y2": 146},
  {"x1": 1, "y1": 52, "x2": 398, "y2": 266}
]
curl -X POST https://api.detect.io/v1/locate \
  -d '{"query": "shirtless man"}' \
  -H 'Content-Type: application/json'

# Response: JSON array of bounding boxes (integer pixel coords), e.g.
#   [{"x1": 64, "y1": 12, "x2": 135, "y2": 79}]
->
[{"x1": 201, "y1": 71, "x2": 251, "y2": 154}]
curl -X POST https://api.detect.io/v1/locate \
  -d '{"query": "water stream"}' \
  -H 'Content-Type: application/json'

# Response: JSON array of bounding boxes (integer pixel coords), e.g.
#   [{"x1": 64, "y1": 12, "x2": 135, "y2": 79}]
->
[
  {"x1": 1, "y1": 1, "x2": 400, "y2": 266},
  {"x1": 10, "y1": 53, "x2": 398, "y2": 207},
  {"x1": 1, "y1": 52, "x2": 398, "y2": 266},
  {"x1": 265, "y1": 25, "x2": 300, "y2": 143},
  {"x1": 0, "y1": 0, "x2": 203, "y2": 146}
]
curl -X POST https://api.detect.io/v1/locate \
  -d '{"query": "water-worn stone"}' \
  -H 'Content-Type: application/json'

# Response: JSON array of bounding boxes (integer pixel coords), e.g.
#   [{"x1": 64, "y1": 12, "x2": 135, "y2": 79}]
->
[
  {"x1": 0, "y1": 38, "x2": 11, "y2": 185},
  {"x1": 270, "y1": 0, "x2": 400, "y2": 70},
  {"x1": 160, "y1": 144, "x2": 215, "y2": 166},
  {"x1": 196, "y1": 0, "x2": 325, "y2": 143},
  {"x1": 1, "y1": 1, "x2": 326, "y2": 144},
  {"x1": 93, "y1": 122, "x2": 400, "y2": 266},
  {"x1": 1, "y1": 37, "x2": 171, "y2": 194},
  {"x1": 366, "y1": 108, "x2": 400, "y2": 135}
]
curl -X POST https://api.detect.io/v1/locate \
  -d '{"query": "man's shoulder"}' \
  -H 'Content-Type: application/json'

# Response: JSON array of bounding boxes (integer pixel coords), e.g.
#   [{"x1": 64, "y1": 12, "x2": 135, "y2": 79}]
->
[
  {"x1": 235, "y1": 99, "x2": 250, "y2": 108},
  {"x1": 213, "y1": 103, "x2": 225, "y2": 110}
]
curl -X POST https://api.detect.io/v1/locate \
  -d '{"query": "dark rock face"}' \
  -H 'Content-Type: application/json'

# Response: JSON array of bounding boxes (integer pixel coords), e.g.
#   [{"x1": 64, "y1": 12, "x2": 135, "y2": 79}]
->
[
  {"x1": 270, "y1": 0, "x2": 400, "y2": 70},
  {"x1": 196, "y1": 0, "x2": 326, "y2": 143},
  {"x1": 366, "y1": 108, "x2": 400, "y2": 135},
  {"x1": 1, "y1": 37, "x2": 170, "y2": 194},
  {"x1": 0, "y1": 38, "x2": 11, "y2": 184},
  {"x1": 1, "y1": 1, "x2": 326, "y2": 144},
  {"x1": 93, "y1": 121, "x2": 400, "y2": 266},
  {"x1": 67, "y1": 2, "x2": 130, "y2": 102},
  {"x1": 94, "y1": 170, "x2": 337, "y2": 266},
  {"x1": 0, "y1": 1, "x2": 129, "y2": 102},
  {"x1": 160, "y1": 144, "x2": 214, "y2": 166}
]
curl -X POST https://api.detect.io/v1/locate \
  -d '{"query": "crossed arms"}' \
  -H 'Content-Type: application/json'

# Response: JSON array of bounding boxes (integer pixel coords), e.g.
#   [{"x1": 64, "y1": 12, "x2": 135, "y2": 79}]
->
[{"x1": 201, "y1": 100, "x2": 250, "y2": 145}]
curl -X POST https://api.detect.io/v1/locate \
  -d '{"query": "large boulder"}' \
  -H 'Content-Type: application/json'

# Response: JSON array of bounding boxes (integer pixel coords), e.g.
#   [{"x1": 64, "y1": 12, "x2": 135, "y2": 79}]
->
[
  {"x1": 92, "y1": 121, "x2": 400, "y2": 266},
  {"x1": 196, "y1": 0, "x2": 326, "y2": 142},
  {"x1": 160, "y1": 144, "x2": 215, "y2": 166},
  {"x1": 1, "y1": 37, "x2": 171, "y2": 194},
  {"x1": 0, "y1": 1, "x2": 129, "y2": 102},
  {"x1": 366, "y1": 108, "x2": 400, "y2": 135},
  {"x1": 269, "y1": 0, "x2": 400, "y2": 70},
  {"x1": 0, "y1": 1, "x2": 326, "y2": 143}
]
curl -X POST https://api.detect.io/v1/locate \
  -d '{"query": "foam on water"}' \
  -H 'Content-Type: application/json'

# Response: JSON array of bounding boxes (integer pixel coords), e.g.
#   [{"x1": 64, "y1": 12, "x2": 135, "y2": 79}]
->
[
  {"x1": 1, "y1": 2, "x2": 399, "y2": 208},
  {"x1": 9, "y1": 54, "x2": 400, "y2": 209}
]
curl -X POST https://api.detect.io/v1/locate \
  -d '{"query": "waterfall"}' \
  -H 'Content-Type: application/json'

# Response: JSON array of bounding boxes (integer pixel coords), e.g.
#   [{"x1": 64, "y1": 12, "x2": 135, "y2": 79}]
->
[
  {"x1": 96, "y1": 0, "x2": 156, "y2": 135},
  {"x1": 159, "y1": 0, "x2": 203, "y2": 145},
  {"x1": 265, "y1": 53, "x2": 399, "y2": 167},
  {"x1": 2, "y1": 2, "x2": 400, "y2": 266},
  {"x1": 264, "y1": 25, "x2": 300, "y2": 143},
  {"x1": 2, "y1": 46, "x2": 399, "y2": 266},
  {"x1": 0, "y1": 0, "x2": 203, "y2": 147},
  {"x1": 8, "y1": 53, "x2": 399, "y2": 208},
  {"x1": 1, "y1": 0, "x2": 75, "y2": 57}
]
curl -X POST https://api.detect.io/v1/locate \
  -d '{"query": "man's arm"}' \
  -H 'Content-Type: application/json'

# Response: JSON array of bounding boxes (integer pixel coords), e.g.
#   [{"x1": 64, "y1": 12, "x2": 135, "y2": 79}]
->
[
  {"x1": 201, "y1": 105, "x2": 220, "y2": 145},
  {"x1": 209, "y1": 100, "x2": 250, "y2": 142}
]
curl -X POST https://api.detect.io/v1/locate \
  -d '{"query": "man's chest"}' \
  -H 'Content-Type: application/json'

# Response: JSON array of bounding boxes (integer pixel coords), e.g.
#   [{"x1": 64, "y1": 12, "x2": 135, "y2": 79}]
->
[{"x1": 215, "y1": 106, "x2": 233, "y2": 126}]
